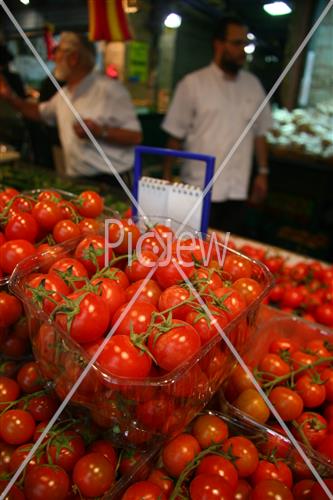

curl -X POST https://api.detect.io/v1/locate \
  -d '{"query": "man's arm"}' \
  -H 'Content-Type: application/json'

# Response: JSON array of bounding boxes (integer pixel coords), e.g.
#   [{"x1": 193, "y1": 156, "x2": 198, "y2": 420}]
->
[
  {"x1": 0, "y1": 76, "x2": 40, "y2": 121},
  {"x1": 163, "y1": 136, "x2": 183, "y2": 181},
  {"x1": 250, "y1": 135, "x2": 269, "y2": 204},
  {"x1": 73, "y1": 119, "x2": 142, "y2": 146}
]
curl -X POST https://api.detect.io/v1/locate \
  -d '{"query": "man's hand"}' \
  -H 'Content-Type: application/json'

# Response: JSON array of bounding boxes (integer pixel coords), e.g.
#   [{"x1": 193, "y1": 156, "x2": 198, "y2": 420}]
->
[
  {"x1": 250, "y1": 173, "x2": 268, "y2": 204},
  {"x1": 73, "y1": 119, "x2": 103, "y2": 139}
]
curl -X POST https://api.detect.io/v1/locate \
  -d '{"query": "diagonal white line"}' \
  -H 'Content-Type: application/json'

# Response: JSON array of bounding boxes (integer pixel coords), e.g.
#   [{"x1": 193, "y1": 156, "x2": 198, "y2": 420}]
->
[
  {"x1": 175, "y1": 0, "x2": 333, "y2": 238},
  {"x1": 173, "y1": 259, "x2": 333, "y2": 498},
  {"x1": 1, "y1": 260, "x2": 160, "y2": 499},
  {"x1": 0, "y1": 0, "x2": 147, "y2": 218}
]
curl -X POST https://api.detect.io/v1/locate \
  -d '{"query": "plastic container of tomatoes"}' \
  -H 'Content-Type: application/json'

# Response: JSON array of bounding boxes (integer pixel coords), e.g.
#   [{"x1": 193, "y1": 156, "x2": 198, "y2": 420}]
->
[
  {"x1": 107, "y1": 409, "x2": 333, "y2": 499},
  {"x1": 9, "y1": 216, "x2": 273, "y2": 448},
  {"x1": 220, "y1": 307, "x2": 333, "y2": 462}
]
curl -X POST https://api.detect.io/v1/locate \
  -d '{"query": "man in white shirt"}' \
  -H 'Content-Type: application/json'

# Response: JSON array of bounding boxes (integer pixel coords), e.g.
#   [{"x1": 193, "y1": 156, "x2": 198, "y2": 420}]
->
[
  {"x1": 0, "y1": 32, "x2": 142, "y2": 181},
  {"x1": 162, "y1": 16, "x2": 272, "y2": 233}
]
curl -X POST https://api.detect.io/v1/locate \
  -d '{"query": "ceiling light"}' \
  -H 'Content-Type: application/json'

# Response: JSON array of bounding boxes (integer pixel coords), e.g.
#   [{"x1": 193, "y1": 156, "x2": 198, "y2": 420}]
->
[
  {"x1": 245, "y1": 43, "x2": 256, "y2": 54},
  {"x1": 263, "y1": 2, "x2": 292, "y2": 16},
  {"x1": 247, "y1": 32, "x2": 256, "y2": 40},
  {"x1": 20, "y1": 0, "x2": 30, "y2": 4},
  {"x1": 164, "y1": 13, "x2": 182, "y2": 29}
]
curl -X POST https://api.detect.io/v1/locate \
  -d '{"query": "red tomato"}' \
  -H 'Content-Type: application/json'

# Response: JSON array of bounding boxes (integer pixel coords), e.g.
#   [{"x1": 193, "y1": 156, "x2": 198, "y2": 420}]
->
[
  {"x1": 268, "y1": 284, "x2": 285, "y2": 303},
  {"x1": 0, "y1": 292, "x2": 22, "y2": 328},
  {"x1": 306, "y1": 339, "x2": 331, "y2": 358},
  {"x1": 53, "y1": 219, "x2": 80, "y2": 243},
  {"x1": 0, "y1": 376, "x2": 20, "y2": 409},
  {"x1": 0, "y1": 479, "x2": 25, "y2": 500},
  {"x1": 162, "y1": 433, "x2": 200, "y2": 477},
  {"x1": 314, "y1": 304, "x2": 333, "y2": 327},
  {"x1": 27, "y1": 273, "x2": 70, "y2": 314},
  {"x1": 258, "y1": 353, "x2": 291, "y2": 379},
  {"x1": 125, "y1": 279, "x2": 161, "y2": 306},
  {"x1": 5, "y1": 212, "x2": 39, "y2": 243},
  {"x1": 251, "y1": 479, "x2": 293, "y2": 500},
  {"x1": 75, "y1": 191, "x2": 104, "y2": 218},
  {"x1": 136, "y1": 396, "x2": 174, "y2": 431},
  {"x1": 269, "y1": 387, "x2": 304, "y2": 421},
  {"x1": 185, "y1": 305, "x2": 228, "y2": 344},
  {"x1": 222, "y1": 436, "x2": 259, "y2": 477},
  {"x1": 251, "y1": 460, "x2": 293, "y2": 489},
  {"x1": 24, "y1": 464, "x2": 69, "y2": 500},
  {"x1": 310, "y1": 479, "x2": 333, "y2": 500},
  {"x1": 148, "y1": 468, "x2": 173, "y2": 497},
  {"x1": 196, "y1": 455, "x2": 238, "y2": 490},
  {"x1": 223, "y1": 253, "x2": 253, "y2": 280},
  {"x1": 321, "y1": 368, "x2": 333, "y2": 402},
  {"x1": 72, "y1": 452, "x2": 115, "y2": 498},
  {"x1": 32, "y1": 200, "x2": 63, "y2": 231},
  {"x1": 295, "y1": 374, "x2": 326, "y2": 408},
  {"x1": 88, "y1": 440, "x2": 117, "y2": 470},
  {"x1": 49, "y1": 257, "x2": 89, "y2": 290},
  {"x1": 192, "y1": 414, "x2": 228, "y2": 448},
  {"x1": 97, "y1": 335, "x2": 152, "y2": 378},
  {"x1": 125, "y1": 250, "x2": 158, "y2": 281},
  {"x1": 148, "y1": 319, "x2": 201, "y2": 372},
  {"x1": 207, "y1": 286, "x2": 246, "y2": 321},
  {"x1": 16, "y1": 362, "x2": 43, "y2": 394},
  {"x1": 25, "y1": 394, "x2": 59, "y2": 422},
  {"x1": 0, "y1": 409, "x2": 35, "y2": 445},
  {"x1": 55, "y1": 291, "x2": 109, "y2": 343},
  {"x1": 9, "y1": 442, "x2": 46, "y2": 474},
  {"x1": 234, "y1": 479, "x2": 253, "y2": 500},
  {"x1": 293, "y1": 412, "x2": 327, "y2": 448},
  {"x1": 158, "y1": 284, "x2": 194, "y2": 319},
  {"x1": 37, "y1": 190, "x2": 63, "y2": 202},
  {"x1": 47, "y1": 431, "x2": 85, "y2": 472},
  {"x1": 111, "y1": 301, "x2": 156, "y2": 336},
  {"x1": 292, "y1": 479, "x2": 315, "y2": 500},
  {"x1": 234, "y1": 389, "x2": 270, "y2": 425},
  {"x1": 155, "y1": 254, "x2": 194, "y2": 289},
  {"x1": 291, "y1": 351, "x2": 317, "y2": 371},
  {"x1": 233, "y1": 278, "x2": 263, "y2": 305},
  {"x1": 269, "y1": 337, "x2": 300, "y2": 357},
  {"x1": 316, "y1": 434, "x2": 333, "y2": 462},
  {"x1": 74, "y1": 235, "x2": 111, "y2": 276},
  {"x1": 190, "y1": 474, "x2": 234, "y2": 499},
  {"x1": 189, "y1": 267, "x2": 223, "y2": 292},
  {"x1": 281, "y1": 287, "x2": 304, "y2": 309},
  {"x1": 0, "y1": 239, "x2": 36, "y2": 274},
  {"x1": 78, "y1": 217, "x2": 101, "y2": 235},
  {"x1": 91, "y1": 277, "x2": 126, "y2": 321},
  {"x1": 108, "y1": 219, "x2": 141, "y2": 256},
  {"x1": 122, "y1": 481, "x2": 167, "y2": 500}
]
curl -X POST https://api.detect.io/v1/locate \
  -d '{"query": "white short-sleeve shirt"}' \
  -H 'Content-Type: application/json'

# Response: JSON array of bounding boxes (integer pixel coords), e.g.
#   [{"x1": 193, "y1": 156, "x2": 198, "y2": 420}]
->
[
  {"x1": 39, "y1": 72, "x2": 141, "y2": 177},
  {"x1": 162, "y1": 63, "x2": 272, "y2": 202}
]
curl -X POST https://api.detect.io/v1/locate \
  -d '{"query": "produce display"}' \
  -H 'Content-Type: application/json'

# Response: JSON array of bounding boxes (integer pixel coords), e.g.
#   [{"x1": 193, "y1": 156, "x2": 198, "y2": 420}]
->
[
  {"x1": 120, "y1": 412, "x2": 333, "y2": 499},
  {"x1": 230, "y1": 240, "x2": 333, "y2": 328},
  {"x1": 10, "y1": 216, "x2": 272, "y2": 447},
  {"x1": 267, "y1": 103, "x2": 333, "y2": 161},
  {"x1": 223, "y1": 314, "x2": 333, "y2": 463},
  {"x1": 0, "y1": 185, "x2": 332, "y2": 498}
]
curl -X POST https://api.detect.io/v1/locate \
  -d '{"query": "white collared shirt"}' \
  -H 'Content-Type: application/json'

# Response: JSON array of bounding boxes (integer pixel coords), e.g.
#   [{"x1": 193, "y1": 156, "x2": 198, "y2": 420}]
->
[
  {"x1": 162, "y1": 63, "x2": 272, "y2": 202},
  {"x1": 39, "y1": 72, "x2": 141, "y2": 177}
]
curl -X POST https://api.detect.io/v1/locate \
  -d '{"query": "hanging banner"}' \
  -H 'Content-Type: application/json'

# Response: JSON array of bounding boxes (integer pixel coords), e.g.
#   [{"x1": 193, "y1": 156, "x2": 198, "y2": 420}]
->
[
  {"x1": 127, "y1": 41, "x2": 149, "y2": 83},
  {"x1": 88, "y1": 0, "x2": 132, "y2": 42}
]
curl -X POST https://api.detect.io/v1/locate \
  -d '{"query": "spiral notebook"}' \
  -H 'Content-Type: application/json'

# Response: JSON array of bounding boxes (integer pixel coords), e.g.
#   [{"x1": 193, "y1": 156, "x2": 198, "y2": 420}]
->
[{"x1": 138, "y1": 176, "x2": 203, "y2": 231}]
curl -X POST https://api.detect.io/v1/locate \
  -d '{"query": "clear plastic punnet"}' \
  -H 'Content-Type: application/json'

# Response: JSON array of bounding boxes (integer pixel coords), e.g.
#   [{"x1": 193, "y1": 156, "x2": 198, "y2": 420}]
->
[{"x1": 9, "y1": 217, "x2": 273, "y2": 448}]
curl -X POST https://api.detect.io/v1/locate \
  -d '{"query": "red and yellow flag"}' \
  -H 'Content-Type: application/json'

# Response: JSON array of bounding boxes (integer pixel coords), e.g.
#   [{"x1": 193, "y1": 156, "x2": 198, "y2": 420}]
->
[{"x1": 88, "y1": 0, "x2": 132, "y2": 42}]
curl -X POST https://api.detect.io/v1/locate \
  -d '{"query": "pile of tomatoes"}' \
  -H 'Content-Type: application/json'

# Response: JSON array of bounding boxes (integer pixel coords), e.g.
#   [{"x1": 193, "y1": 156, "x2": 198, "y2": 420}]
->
[
  {"x1": 11, "y1": 217, "x2": 269, "y2": 444},
  {"x1": 224, "y1": 321, "x2": 333, "y2": 466},
  {"x1": 0, "y1": 291, "x2": 30, "y2": 359},
  {"x1": 0, "y1": 187, "x2": 106, "y2": 278},
  {"x1": 0, "y1": 358, "x2": 159, "y2": 500},
  {"x1": 238, "y1": 243, "x2": 333, "y2": 327},
  {"x1": 121, "y1": 412, "x2": 333, "y2": 499}
]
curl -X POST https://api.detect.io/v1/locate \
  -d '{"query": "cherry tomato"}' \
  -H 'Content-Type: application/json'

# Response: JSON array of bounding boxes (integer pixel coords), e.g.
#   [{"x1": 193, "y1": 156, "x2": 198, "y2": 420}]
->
[
  {"x1": 0, "y1": 409, "x2": 35, "y2": 445},
  {"x1": 47, "y1": 431, "x2": 85, "y2": 472},
  {"x1": 88, "y1": 440, "x2": 117, "y2": 470},
  {"x1": 310, "y1": 479, "x2": 333, "y2": 500},
  {"x1": 222, "y1": 436, "x2": 259, "y2": 477},
  {"x1": 72, "y1": 452, "x2": 115, "y2": 498},
  {"x1": 122, "y1": 481, "x2": 167, "y2": 500},
  {"x1": 207, "y1": 287, "x2": 246, "y2": 321},
  {"x1": 292, "y1": 479, "x2": 314, "y2": 499},
  {"x1": 125, "y1": 250, "x2": 158, "y2": 281},
  {"x1": 0, "y1": 479, "x2": 25, "y2": 500},
  {"x1": 148, "y1": 319, "x2": 201, "y2": 372},
  {"x1": 78, "y1": 217, "x2": 101, "y2": 235},
  {"x1": 314, "y1": 304, "x2": 333, "y2": 327},
  {"x1": 16, "y1": 362, "x2": 43, "y2": 394},
  {"x1": 0, "y1": 239, "x2": 36, "y2": 274},
  {"x1": 196, "y1": 455, "x2": 238, "y2": 490},
  {"x1": 295, "y1": 374, "x2": 326, "y2": 408},
  {"x1": 27, "y1": 273, "x2": 70, "y2": 314},
  {"x1": 125, "y1": 279, "x2": 162, "y2": 306},
  {"x1": 148, "y1": 468, "x2": 173, "y2": 497},
  {"x1": 0, "y1": 292, "x2": 22, "y2": 328},
  {"x1": 251, "y1": 479, "x2": 293, "y2": 500},
  {"x1": 234, "y1": 479, "x2": 253, "y2": 500},
  {"x1": 233, "y1": 278, "x2": 263, "y2": 305},
  {"x1": 74, "y1": 235, "x2": 111, "y2": 276},
  {"x1": 108, "y1": 219, "x2": 141, "y2": 256},
  {"x1": 75, "y1": 191, "x2": 104, "y2": 218},
  {"x1": 293, "y1": 412, "x2": 327, "y2": 448},
  {"x1": 158, "y1": 284, "x2": 193, "y2": 319},
  {"x1": 223, "y1": 254, "x2": 253, "y2": 280},
  {"x1": 162, "y1": 433, "x2": 200, "y2": 477},
  {"x1": 49, "y1": 257, "x2": 89, "y2": 290},
  {"x1": 234, "y1": 389, "x2": 270, "y2": 424},
  {"x1": 192, "y1": 414, "x2": 228, "y2": 448},
  {"x1": 269, "y1": 387, "x2": 304, "y2": 421},
  {"x1": 53, "y1": 219, "x2": 80, "y2": 243},
  {"x1": 91, "y1": 277, "x2": 127, "y2": 321},
  {"x1": 24, "y1": 464, "x2": 69, "y2": 500},
  {"x1": 251, "y1": 460, "x2": 293, "y2": 489},
  {"x1": 269, "y1": 337, "x2": 300, "y2": 357},
  {"x1": 190, "y1": 474, "x2": 234, "y2": 499},
  {"x1": 32, "y1": 200, "x2": 63, "y2": 231},
  {"x1": 111, "y1": 301, "x2": 156, "y2": 336},
  {"x1": 316, "y1": 434, "x2": 333, "y2": 462},
  {"x1": 5, "y1": 212, "x2": 39, "y2": 243},
  {"x1": 154, "y1": 254, "x2": 194, "y2": 289},
  {"x1": 9, "y1": 443, "x2": 46, "y2": 474},
  {"x1": 185, "y1": 305, "x2": 228, "y2": 344},
  {"x1": 259, "y1": 353, "x2": 291, "y2": 379}
]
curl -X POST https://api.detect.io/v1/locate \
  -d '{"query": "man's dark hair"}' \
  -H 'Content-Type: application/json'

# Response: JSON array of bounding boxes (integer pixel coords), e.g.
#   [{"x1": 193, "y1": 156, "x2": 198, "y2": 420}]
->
[{"x1": 214, "y1": 15, "x2": 247, "y2": 41}]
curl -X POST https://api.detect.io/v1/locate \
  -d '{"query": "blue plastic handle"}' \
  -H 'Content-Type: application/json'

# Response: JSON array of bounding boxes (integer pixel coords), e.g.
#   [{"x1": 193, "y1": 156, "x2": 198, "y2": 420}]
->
[{"x1": 132, "y1": 145, "x2": 215, "y2": 234}]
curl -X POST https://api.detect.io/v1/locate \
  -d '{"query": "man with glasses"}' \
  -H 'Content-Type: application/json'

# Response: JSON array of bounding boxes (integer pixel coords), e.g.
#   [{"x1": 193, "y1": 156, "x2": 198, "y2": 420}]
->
[
  {"x1": 162, "y1": 16, "x2": 272, "y2": 234},
  {"x1": 0, "y1": 32, "x2": 142, "y2": 183}
]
